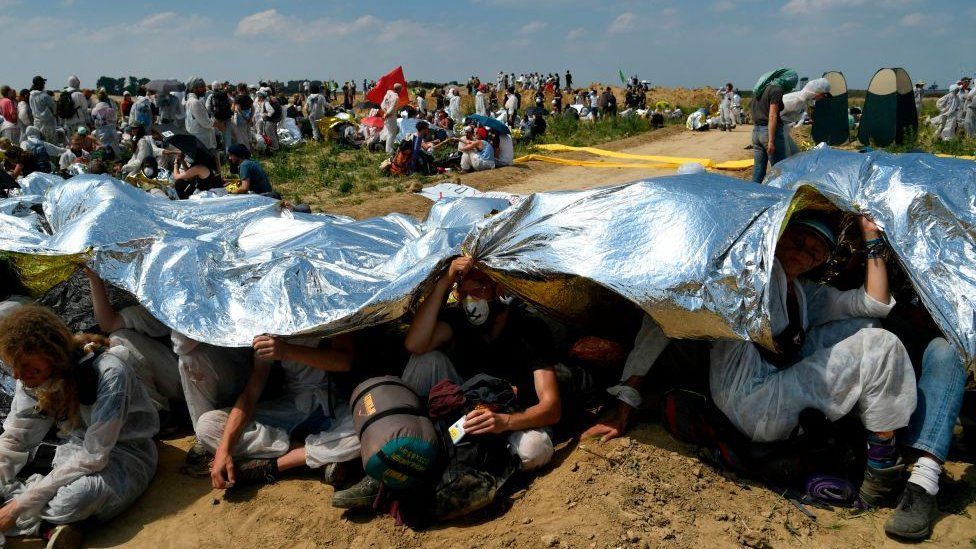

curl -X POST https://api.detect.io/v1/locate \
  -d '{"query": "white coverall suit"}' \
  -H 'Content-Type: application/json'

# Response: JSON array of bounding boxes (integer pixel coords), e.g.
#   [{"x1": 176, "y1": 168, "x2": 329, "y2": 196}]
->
[
  {"x1": 930, "y1": 86, "x2": 961, "y2": 141},
  {"x1": 381, "y1": 89, "x2": 401, "y2": 154},
  {"x1": 0, "y1": 352, "x2": 158, "y2": 534}
]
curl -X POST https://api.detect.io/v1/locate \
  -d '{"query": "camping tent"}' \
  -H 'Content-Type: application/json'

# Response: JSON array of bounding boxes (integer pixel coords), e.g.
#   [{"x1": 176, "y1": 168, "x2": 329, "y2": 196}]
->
[
  {"x1": 858, "y1": 67, "x2": 918, "y2": 147},
  {"x1": 812, "y1": 71, "x2": 850, "y2": 146}
]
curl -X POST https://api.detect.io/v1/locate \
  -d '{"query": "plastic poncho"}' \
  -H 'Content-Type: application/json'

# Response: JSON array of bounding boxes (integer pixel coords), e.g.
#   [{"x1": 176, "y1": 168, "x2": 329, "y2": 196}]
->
[
  {"x1": 0, "y1": 352, "x2": 158, "y2": 530},
  {"x1": 930, "y1": 85, "x2": 961, "y2": 141},
  {"x1": 27, "y1": 91, "x2": 56, "y2": 141},
  {"x1": 781, "y1": 78, "x2": 831, "y2": 156},
  {"x1": 753, "y1": 68, "x2": 799, "y2": 98},
  {"x1": 964, "y1": 88, "x2": 976, "y2": 139}
]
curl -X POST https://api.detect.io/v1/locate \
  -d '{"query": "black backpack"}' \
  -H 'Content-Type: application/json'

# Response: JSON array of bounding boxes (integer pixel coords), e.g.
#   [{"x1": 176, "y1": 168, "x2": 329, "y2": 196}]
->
[
  {"x1": 212, "y1": 91, "x2": 232, "y2": 121},
  {"x1": 28, "y1": 142, "x2": 52, "y2": 173},
  {"x1": 56, "y1": 91, "x2": 77, "y2": 120},
  {"x1": 268, "y1": 98, "x2": 283, "y2": 123}
]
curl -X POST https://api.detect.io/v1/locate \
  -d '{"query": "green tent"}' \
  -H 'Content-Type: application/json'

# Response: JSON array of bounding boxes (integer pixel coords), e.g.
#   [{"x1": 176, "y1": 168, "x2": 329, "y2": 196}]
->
[
  {"x1": 812, "y1": 71, "x2": 849, "y2": 146},
  {"x1": 858, "y1": 67, "x2": 918, "y2": 147}
]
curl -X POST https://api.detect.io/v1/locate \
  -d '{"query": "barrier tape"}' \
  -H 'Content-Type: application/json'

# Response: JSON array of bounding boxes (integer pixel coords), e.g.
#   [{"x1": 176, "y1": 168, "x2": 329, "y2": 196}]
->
[{"x1": 515, "y1": 144, "x2": 754, "y2": 170}]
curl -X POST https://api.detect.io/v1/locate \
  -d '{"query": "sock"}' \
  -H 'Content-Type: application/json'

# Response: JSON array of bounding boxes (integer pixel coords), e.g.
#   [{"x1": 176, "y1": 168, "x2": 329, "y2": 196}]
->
[
  {"x1": 866, "y1": 432, "x2": 898, "y2": 469},
  {"x1": 908, "y1": 456, "x2": 942, "y2": 496}
]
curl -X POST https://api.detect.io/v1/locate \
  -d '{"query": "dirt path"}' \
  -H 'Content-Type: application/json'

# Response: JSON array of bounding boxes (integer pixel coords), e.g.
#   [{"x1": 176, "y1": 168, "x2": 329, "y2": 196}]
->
[{"x1": 33, "y1": 127, "x2": 976, "y2": 548}]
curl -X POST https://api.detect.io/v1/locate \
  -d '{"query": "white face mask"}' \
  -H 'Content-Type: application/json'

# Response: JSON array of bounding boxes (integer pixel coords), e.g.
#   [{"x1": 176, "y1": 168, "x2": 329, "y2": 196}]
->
[
  {"x1": 142, "y1": 167, "x2": 155, "y2": 177},
  {"x1": 461, "y1": 297, "x2": 490, "y2": 326}
]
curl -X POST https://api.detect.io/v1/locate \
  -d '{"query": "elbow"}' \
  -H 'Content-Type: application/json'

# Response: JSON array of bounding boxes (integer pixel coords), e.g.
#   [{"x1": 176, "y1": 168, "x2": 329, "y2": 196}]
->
[{"x1": 404, "y1": 339, "x2": 427, "y2": 356}]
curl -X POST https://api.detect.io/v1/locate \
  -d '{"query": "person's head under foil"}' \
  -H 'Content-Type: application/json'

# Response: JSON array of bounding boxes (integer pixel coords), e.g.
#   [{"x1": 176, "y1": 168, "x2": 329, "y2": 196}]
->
[
  {"x1": 775, "y1": 213, "x2": 837, "y2": 281},
  {"x1": 454, "y1": 261, "x2": 507, "y2": 327}
]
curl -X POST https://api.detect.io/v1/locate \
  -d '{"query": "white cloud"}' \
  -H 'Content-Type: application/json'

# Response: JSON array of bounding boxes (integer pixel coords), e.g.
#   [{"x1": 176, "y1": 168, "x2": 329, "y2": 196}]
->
[
  {"x1": 566, "y1": 27, "x2": 585, "y2": 41},
  {"x1": 236, "y1": 9, "x2": 288, "y2": 35},
  {"x1": 782, "y1": 0, "x2": 865, "y2": 14},
  {"x1": 608, "y1": 12, "x2": 636, "y2": 34},
  {"x1": 711, "y1": 1, "x2": 734, "y2": 12},
  {"x1": 519, "y1": 21, "x2": 547, "y2": 34}
]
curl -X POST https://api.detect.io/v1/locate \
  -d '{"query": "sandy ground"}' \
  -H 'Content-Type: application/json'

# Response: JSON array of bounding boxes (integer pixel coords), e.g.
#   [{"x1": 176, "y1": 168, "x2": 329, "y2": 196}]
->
[{"x1": 15, "y1": 125, "x2": 976, "y2": 548}]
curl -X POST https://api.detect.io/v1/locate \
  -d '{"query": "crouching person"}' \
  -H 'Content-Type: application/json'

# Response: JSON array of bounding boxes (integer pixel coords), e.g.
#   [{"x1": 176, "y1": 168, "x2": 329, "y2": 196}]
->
[
  {"x1": 0, "y1": 306, "x2": 158, "y2": 547},
  {"x1": 332, "y1": 256, "x2": 560, "y2": 509},
  {"x1": 198, "y1": 334, "x2": 361, "y2": 490}
]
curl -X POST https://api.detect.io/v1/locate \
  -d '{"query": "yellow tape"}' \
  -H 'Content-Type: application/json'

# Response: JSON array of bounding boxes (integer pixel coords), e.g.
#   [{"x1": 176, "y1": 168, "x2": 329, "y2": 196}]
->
[
  {"x1": 517, "y1": 144, "x2": 754, "y2": 170},
  {"x1": 935, "y1": 153, "x2": 976, "y2": 161}
]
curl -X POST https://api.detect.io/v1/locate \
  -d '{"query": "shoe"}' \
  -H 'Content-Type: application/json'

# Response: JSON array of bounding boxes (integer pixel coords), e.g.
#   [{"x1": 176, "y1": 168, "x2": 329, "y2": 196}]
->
[
  {"x1": 884, "y1": 483, "x2": 938, "y2": 541},
  {"x1": 185, "y1": 438, "x2": 211, "y2": 465},
  {"x1": 331, "y1": 476, "x2": 380, "y2": 509},
  {"x1": 45, "y1": 523, "x2": 84, "y2": 549},
  {"x1": 859, "y1": 460, "x2": 907, "y2": 508},
  {"x1": 323, "y1": 459, "x2": 362, "y2": 489},
  {"x1": 232, "y1": 458, "x2": 278, "y2": 488}
]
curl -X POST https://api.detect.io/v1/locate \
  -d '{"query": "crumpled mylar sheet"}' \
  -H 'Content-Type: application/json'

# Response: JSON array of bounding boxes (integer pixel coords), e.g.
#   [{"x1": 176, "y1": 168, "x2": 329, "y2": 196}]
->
[
  {"x1": 0, "y1": 150, "x2": 972, "y2": 373},
  {"x1": 0, "y1": 174, "x2": 507, "y2": 347}
]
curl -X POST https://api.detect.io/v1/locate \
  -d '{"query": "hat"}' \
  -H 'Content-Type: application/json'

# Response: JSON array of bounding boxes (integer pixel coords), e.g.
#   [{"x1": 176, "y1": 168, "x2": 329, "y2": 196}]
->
[
  {"x1": 32, "y1": 75, "x2": 46, "y2": 87},
  {"x1": 790, "y1": 214, "x2": 837, "y2": 249},
  {"x1": 123, "y1": 90, "x2": 131, "y2": 96},
  {"x1": 76, "y1": 126, "x2": 88, "y2": 135},
  {"x1": 476, "y1": 127, "x2": 488, "y2": 139},
  {"x1": 227, "y1": 143, "x2": 251, "y2": 159}
]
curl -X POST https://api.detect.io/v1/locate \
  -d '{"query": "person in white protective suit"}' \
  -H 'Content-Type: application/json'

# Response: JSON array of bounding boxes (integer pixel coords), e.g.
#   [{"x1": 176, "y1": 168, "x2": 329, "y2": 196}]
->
[
  {"x1": 963, "y1": 86, "x2": 976, "y2": 139},
  {"x1": 197, "y1": 334, "x2": 362, "y2": 490},
  {"x1": 686, "y1": 108, "x2": 709, "y2": 131},
  {"x1": 0, "y1": 306, "x2": 158, "y2": 546},
  {"x1": 61, "y1": 76, "x2": 89, "y2": 136},
  {"x1": 184, "y1": 77, "x2": 216, "y2": 161},
  {"x1": 448, "y1": 88, "x2": 463, "y2": 125},
  {"x1": 28, "y1": 77, "x2": 57, "y2": 143},
  {"x1": 718, "y1": 83, "x2": 736, "y2": 131},
  {"x1": 929, "y1": 85, "x2": 961, "y2": 141},
  {"x1": 913, "y1": 82, "x2": 925, "y2": 114},
  {"x1": 304, "y1": 84, "x2": 328, "y2": 141},
  {"x1": 475, "y1": 85, "x2": 488, "y2": 116},
  {"x1": 85, "y1": 268, "x2": 183, "y2": 417},
  {"x1": 781, "y1": 78, "x2": 830, "y2": 156},
  {"x1": 380, "y1": 83, "x2": 402, "y2": 154}
]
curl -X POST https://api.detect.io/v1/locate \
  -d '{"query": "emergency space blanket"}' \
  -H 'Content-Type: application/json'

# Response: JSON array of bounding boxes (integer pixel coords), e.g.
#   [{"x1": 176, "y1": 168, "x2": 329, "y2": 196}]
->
[{"x1": 0, "y1": 148, "x2": 973, "y2": 372}]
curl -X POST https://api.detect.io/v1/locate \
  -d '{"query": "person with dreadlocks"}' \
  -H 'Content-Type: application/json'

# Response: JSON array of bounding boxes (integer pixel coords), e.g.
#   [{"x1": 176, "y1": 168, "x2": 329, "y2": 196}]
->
[{"x1": 0, "y1": 306, "x2": 158, "y2": 547}]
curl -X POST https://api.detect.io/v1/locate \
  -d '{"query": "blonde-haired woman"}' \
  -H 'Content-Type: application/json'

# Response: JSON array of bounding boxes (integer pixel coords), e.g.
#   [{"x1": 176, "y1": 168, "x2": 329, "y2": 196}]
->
[{"x1": 0, "y1": 306, "x2": 158, "y2": 546}]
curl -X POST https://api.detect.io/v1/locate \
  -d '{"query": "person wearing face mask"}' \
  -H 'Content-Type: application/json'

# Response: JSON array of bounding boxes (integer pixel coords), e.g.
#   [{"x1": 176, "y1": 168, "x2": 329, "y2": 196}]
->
[
  {"x1": 0, "y1": 306, "x2": 158, "y2": 547},
  {"x1": 119, "y1": 121, "x2": 158, "y2": 177},
  {"x1": 402, "y1": 257, "x2": 561, "y2": 469},
  {"x1": 57, "y1": 135, "x2": 89, "y2": 175}
]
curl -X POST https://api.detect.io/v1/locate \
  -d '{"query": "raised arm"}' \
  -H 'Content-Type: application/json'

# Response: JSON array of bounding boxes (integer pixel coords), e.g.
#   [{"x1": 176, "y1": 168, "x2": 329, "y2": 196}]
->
[
  {"x1": 85, "y1": 267, "x2": 124, "y2": 333},
  {"x1": 404, "y1": 257, "x2": 471, "y2": 355}
]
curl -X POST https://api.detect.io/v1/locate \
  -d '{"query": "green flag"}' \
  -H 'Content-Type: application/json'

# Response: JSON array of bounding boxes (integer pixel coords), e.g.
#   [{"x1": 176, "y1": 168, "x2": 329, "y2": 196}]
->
[{"x1": 619, "y1": 69, "x2": 627, "y2": 86}]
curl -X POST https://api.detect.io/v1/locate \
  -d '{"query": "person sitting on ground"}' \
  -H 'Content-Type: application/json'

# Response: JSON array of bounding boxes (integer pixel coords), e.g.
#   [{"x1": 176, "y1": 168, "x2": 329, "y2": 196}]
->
[
  {"x1": 332, "y1": 256, "x2": 561, "y2": 509},
  {"x1": 4, "y1": 146, "x2": 41, "y2": 179},
  {"x1": 170, "y1": 150, "x2": 222, "y2": 200},
  {"x1": 58, "y1": 135, "x2": 89, "y2": 175},
  {"x1": 199, "y1": 334, "x2": 363, "y2": 490},
  {"x1": 119, "y1": 122, "x2": 158, "y2": 177},
  {"x1": 521, "y1": 113, "x2": 547, "y2": 140},
  {"x1": 458, "y1": 126, "x2": 495, "y2": 172},
  {"x1": 0, "y1": 306, "x2": 158, "y2": 547},
  {"x1": 225, "y1": 144, "x2": 271, "y2": 195},
  {"x1": 74, "y1": 127, "x2": 99, "y2": 154},
  {"x1": 493, "y1": 129, "x2": 514, "y2": 167},
  {"x1": 19, "y1": 126, "x2": 62, "y2": 173}
]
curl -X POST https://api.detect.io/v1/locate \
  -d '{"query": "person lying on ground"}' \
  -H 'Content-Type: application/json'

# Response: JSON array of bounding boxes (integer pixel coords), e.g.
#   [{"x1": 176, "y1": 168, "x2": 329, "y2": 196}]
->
[
  {"x1": 332, "y1": 255, "x2": 561, "y2": 509},
  {"x1": 225, "y1": 144, "x2": 271, "y2": 195},
  {"x1": 0, "y1": 306, "x2": 158, "y2": 548},
  {"x1": 200, "y1": 334, "x2": 362, "y2": 490},
  {"x1": 458, "y1": 126, "x2": 495, "y2": 172}
]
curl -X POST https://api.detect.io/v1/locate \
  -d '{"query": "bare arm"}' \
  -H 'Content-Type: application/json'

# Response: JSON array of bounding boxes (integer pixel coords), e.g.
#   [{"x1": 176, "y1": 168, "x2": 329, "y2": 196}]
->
[
  {"x1": 404, "y1": 257, "x2": 471, "y2": 354},
  {"x1": 860, "y1": 216, "x2": 890, "y2": 304},
  {"x1": 767, "y1": 103, "x2": 780, "y2": 154},
  {"x1": 252, "y1": 334, "x2": 354, "y2": 373},
  {"x1": 84, "y1": 268, "x2": 124, "y2": 333},
  {"x1": 211, "y1": 359, "x2": 270, "y2": 489},
  {"x1": 464, "y1": 367, "x2": 562, "y2": 434}
]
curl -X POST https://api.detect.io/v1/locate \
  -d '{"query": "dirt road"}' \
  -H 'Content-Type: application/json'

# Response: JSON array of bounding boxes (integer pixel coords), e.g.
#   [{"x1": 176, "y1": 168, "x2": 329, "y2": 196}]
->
[{"x1": 51, "y1": 126, "x2": 976, "y2": 548}]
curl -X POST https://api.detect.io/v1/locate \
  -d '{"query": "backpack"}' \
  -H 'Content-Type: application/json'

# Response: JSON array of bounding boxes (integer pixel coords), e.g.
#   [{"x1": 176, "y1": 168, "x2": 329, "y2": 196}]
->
[
  {"x1": 132, "y1": 100, "x2": 153, "y2": 130},
  {"x1": 212, "y1": 91, "x2": 232, "y2": 121},
  {"x1": 268, "y1": 98, "x2": 283, "y2": 123},
  {"x1": 27, "y1": 141, "x2": 52, "y2": 174},
  {"x1": 56, "y1": 91, "x2": 77, "y2": 120}
]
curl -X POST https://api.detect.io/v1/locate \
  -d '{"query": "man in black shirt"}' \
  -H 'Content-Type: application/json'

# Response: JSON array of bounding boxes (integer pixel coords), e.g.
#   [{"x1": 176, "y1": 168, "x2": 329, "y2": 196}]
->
[
  {"x1": 751, "y1": 81, "x2": 787, "y2": 183},
  {"x1": 403, "y1": 256, "x2": 561, "y2": 472}
]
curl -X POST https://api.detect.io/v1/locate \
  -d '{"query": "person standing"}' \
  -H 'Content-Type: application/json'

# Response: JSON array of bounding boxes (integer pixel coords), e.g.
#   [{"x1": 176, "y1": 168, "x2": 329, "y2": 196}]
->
[
  {"x1": 475, "y1": 85, "x2": 487, "y2": 116},
  {"x1": 448, "y1": 88, "x2": 462, "y2": 123},
  {"x1": 28, "y1": 76, "x2": 56, "y2": 142},
  {"x1": 0, "y1": 86, "x2": 19, "y2": 143},
  {"x1": 913, "y1": 81, "x2": 925, "y2": 114},
  {"x1": 60, "y1": 75, "x2": 89, "y2": 135},
  {"x1": 304, "y1": 84, "x2": 327, "y2": 141},
  {"x1": 16, "y1": 89, "x2": 31, "y2": 139},
  {"x1": 380, "y1": 83, "x2": 402, "y2": 154},
  {"x1": 184, "y1": 77, "x2": 217, "y2": 162},
  {"x1": 751, "y1": 74, "x2": 789, "y2": 183}
]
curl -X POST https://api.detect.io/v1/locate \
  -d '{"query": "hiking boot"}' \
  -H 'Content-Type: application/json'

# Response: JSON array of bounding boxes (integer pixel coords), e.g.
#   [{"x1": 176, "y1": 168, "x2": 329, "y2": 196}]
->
[
  {"x1": 232, "y1": 458, "x2": 278, "y2": 488},
  {"x1": 45, "y1": 523, "x2": 84, "y2": 549},
  {"x1": 859, "y1": 460, "x2": 906, "y2": 508},
  {"x1": 185, "y1": 438, "x2": 211, "y2": 465},
  {"x1": 884, "y1": 483, "x2": 938, "y2": 541},
  {"x1": 331, "y1": 476, "x2": 380, "y2": 509},
  {"x1": 323, "y1": 459, "x2": 362, "y2": 489}
]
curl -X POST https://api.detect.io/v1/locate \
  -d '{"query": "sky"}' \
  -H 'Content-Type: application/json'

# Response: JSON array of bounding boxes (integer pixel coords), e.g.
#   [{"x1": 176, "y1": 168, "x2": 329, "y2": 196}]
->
[{"x1": 2, "y1": 0, "x2": 973, "y2": 91}]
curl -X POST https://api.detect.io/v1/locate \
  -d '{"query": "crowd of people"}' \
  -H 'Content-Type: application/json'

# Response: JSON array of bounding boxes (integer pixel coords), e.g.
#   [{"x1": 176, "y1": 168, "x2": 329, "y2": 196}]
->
[
  {"x1": 929, "y1": 76, "x2": 976, "y2": 141},
  {"x1": 0, "y1": 69, "x2": 971, "y2": 548}
]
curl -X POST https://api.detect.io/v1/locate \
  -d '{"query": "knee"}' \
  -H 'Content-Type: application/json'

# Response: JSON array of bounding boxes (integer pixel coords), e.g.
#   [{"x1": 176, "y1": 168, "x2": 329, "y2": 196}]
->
[
  {"x1": 513, "y1": 430, "x2": 554, "y2": 471},
  {"x1": 195, "y1": 409, "x2": 229, "y2": 448},
  {"x1": 45, "y1": 476, "x2": 101, "y2": 522},
  {"x1": 923, "y1": 337, "x2": 965, "y2": 376},
  {"x1": 405, "y1": 350, "x2": 453, "y2": 372}
]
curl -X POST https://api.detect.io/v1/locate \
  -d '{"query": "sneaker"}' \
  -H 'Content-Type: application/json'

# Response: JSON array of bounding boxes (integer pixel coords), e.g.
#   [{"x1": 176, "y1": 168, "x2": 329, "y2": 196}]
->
[
  {"x1": 884, "y1": 483, "x2": 938, "y2": 541},
  {"x1": 323, "y1": 459, "x2": 362, "y2": 489},
  {"x1": 859, "y1": 460, "x2": 907, "y2": 508},
  {"x1": 45, "y1": 523, "x2": 83, "y2": 549},
  {"x1": 231, "y1": 458, "x2": 278, "y2": 488},
  {"x1": 331, "y1": 476, "x2": 380, "y2": 509}
]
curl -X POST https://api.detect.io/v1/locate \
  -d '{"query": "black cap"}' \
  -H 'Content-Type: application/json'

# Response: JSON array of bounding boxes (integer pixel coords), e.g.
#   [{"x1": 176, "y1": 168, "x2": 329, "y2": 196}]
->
[{"x1": 32, "y1": 75, "x2": 46, "y2": 87}]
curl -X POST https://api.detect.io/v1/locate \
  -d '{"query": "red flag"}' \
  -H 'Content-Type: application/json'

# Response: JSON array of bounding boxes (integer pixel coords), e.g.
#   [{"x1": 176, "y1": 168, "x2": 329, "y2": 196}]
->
[{"x1": 365, "y1": 66, "x2": 410, "y2": 108}]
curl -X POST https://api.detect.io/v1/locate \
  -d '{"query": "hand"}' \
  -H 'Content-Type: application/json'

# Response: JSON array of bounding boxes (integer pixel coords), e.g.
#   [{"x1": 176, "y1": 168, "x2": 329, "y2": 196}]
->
[
  {"x1": 448, "y1": 256, "x2": 475, "y2": 281},
  {"x1": 858, "y1": 214, "x2": 881, "y2": 239},
  {"x1": 252, "y1": 335, "x2": 289, "y2": 361},
  {"x1": 766, "y1": 140, "x2": 775, "y2": 155},
  {"x1": 211, "y1": 448, "x2": 235, "y2": 489},
  {"x1": 0, "y1": 499, "x2": 20, "y2": 532},
  {"x1": 463, "y1": 408, "x2": 510, "y2": 435},
  {"x1": 582, "y1": 417, "x2": 625, "y2": 442}
]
